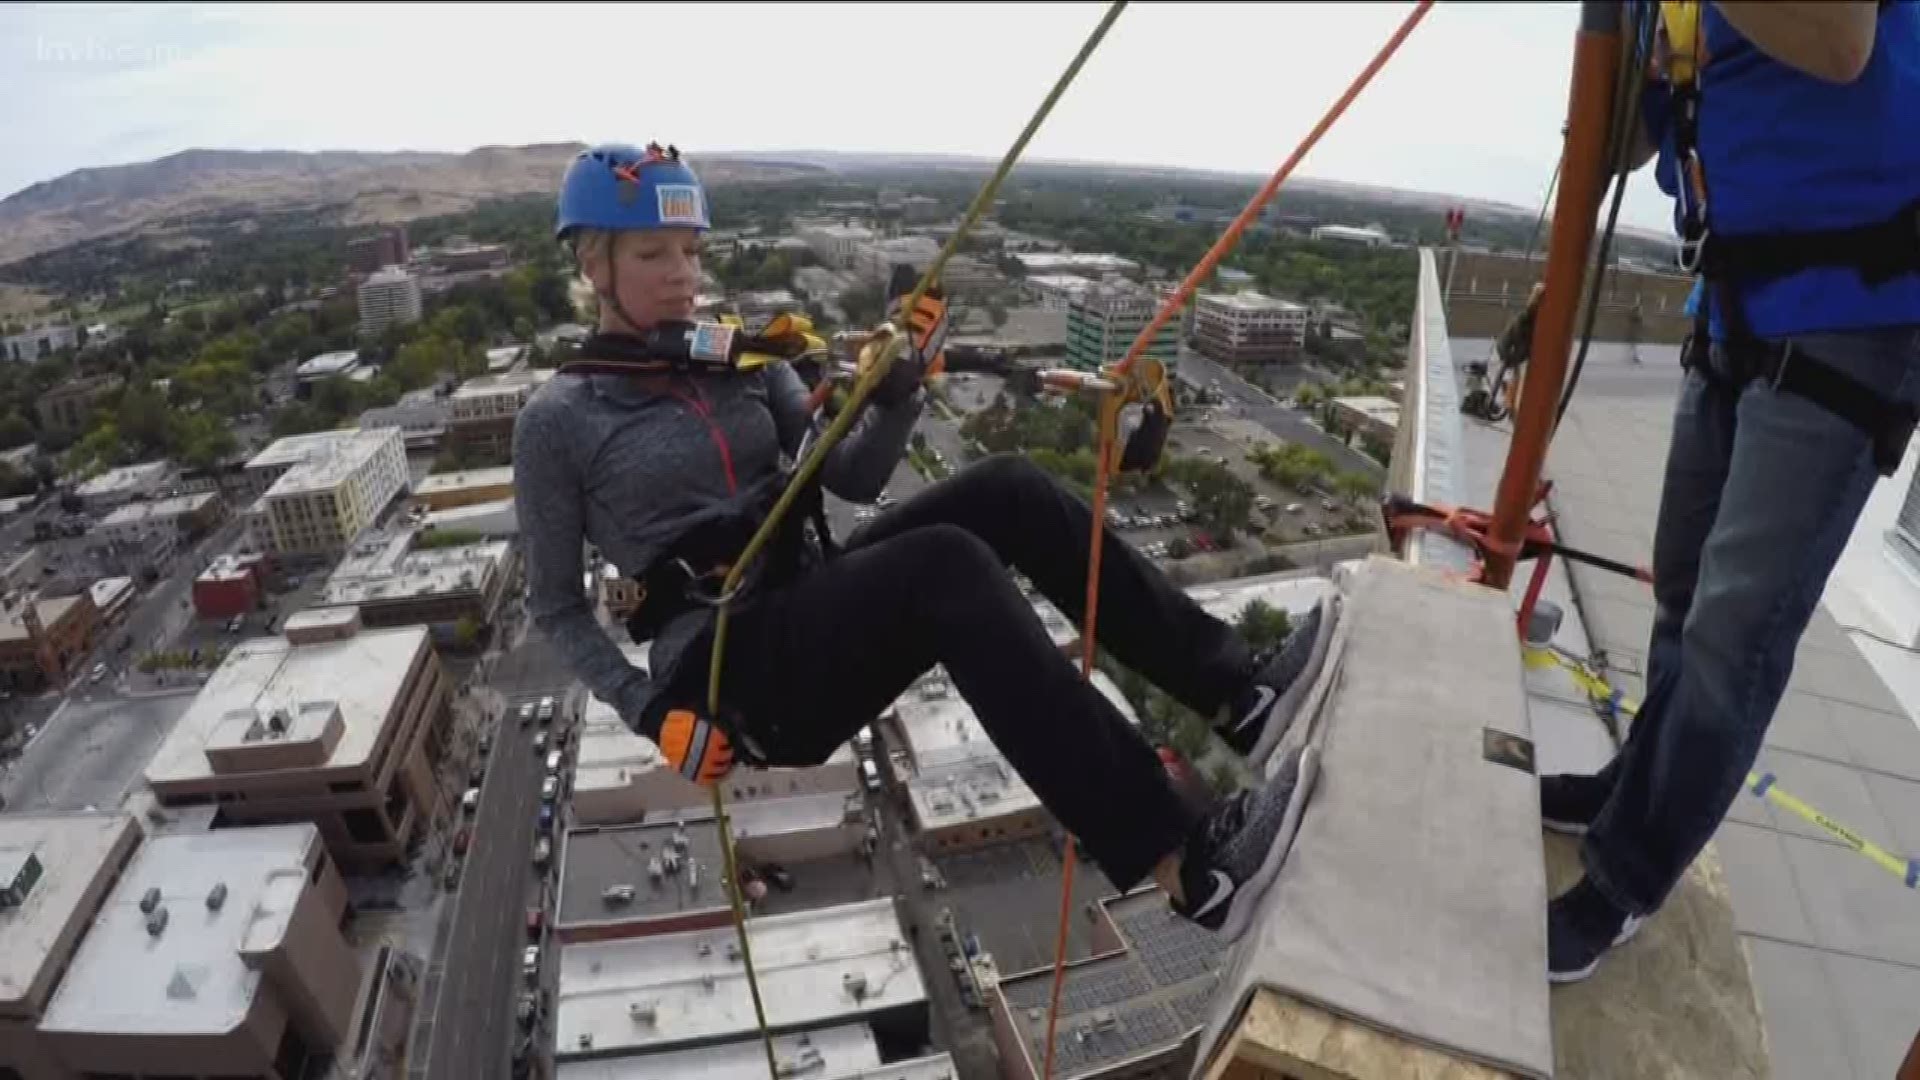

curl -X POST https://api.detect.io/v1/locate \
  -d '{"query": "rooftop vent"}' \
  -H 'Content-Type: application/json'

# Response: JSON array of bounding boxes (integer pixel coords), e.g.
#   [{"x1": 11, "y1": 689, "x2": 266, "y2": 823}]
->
[
  {"x1": 145, "y1": 906, "x2": 170, "y2": 937},
  {"x1": 139, "y1": 886, "x2": 163, "y2": 914},
  {"x1": 577, "y1": 1033, "x2": 593, "y2": 1050},
  {"x1": 843, "y1": 972, "x2": 869, "y2": 1002},
  {"x1": 206, "y1": 882, "x2": 228, "y2": 911},
  {"x1": 627, "y1": 1000, "x2": 657, "y2": 1025}
]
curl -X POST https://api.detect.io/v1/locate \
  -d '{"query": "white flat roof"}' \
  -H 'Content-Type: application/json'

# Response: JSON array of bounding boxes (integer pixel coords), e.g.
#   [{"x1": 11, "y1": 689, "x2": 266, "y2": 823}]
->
[
  {"x1": 1025, "y1": 273, "x2": 1093, "y2": 291},
  {"x1": 423, "y1": 499, "x2": 518, "y2": 536},
  {"x1": 451, "y1": 369, "x2": 553, "y2": 400},
  {"x1": 1015, "y1": 252, "x2": 1138, "y2": 273},
  {"x1": 0, "y1": 813, "x2": 137, "y2": 1010},
  {"x1": 555, "y1": 899, "x2": 924, "y2": 1057},
  {"x1": 728, "y1": 791, "x2": 857, "y2": 843},
  {"x1": 416, "y1": 466, "x2": 514, "y2": 495},
  {"x1": 1333, "y1": 395, "x2": 1402, "y2": 422},
  {"x1": 320, "y1": 534, "x2": 507, "y2": 608},
  {"x1": 262, "y1": 427, "x2": 399, "y2": 498},
  {"x1": 75, "y1": 460, "x2": 170, "y2": 498},
  {"x1": 555, "y1": 1028, "x2": 956, "y2": 1079},
  {"x1": 1200, "y1": 291, "x2": 1306, "y2": 313},
  {"x1": 144, "y1": 625, "x2": 426, "y2": 785},
  {"x1": 297, "y1": 350, "x2": 360, "y2": 378},
  {"x1": 198, "y1": 552, "x2": 260, "y2": 584},
  {"x1": 89, "y1": 576, "x2": 133, "y2": 610},
  {"x1": 38, "y1": 824, "x2": 318, "y2": 1036},
  {"x1": 1186, "y1": 571, "x2": 1330, "y2": 627},
  {"x1": 97, "y1": 491, "x2": 218, "y2": 529}
]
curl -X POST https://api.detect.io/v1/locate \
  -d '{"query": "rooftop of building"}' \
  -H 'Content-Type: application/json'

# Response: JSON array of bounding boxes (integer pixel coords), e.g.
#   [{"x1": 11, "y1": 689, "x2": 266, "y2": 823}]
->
[
  {"x1": 296, "y1": 350, "x2": 362, "y2": 379},
  {"x1": 74, "y1": 459, "x2": 171, "y2": 498},
  {"x1": 258, "y1": 427, "x2": 401, "y2": 498},
  {"x1": 1024, "y1": 273, "x2": 1094, "y2": 290},
  {"x1": 554, "y1": 898, "x2": 926, "y2": 1058},
  {"x1": 894, "y1": 668, "x2": 1135, "y2": 775},
  {"x1": 0, "y1": 594, "x2": 82, "y2": 643},
  {"x1": 1014, "y1": 252, "x2": 1139, "y2": 274},
  {"x1": 1311, "y1": 224, "x2": 1391, "y2": 240},
  {"x1": 0, "y1": 812, "x2": 140, "y2": 1012},
  {"x1": 197, "y1": 551, "x2": 261, "y2": 584},
  {"x1": 451, "y1": 368, "x2": 554, "y2": 400},
  {"x1": 1199, "y1": 290, "x2": 1307, "y2": 313},
  {"x1": 38, "y1": 823, "x2": 320, "y2": 1036},
  {"x1": 318, "y1": 532, "x2": 508, "y2": 608},
  {"x1": 144, "y1": 624, "x2": 428, "y2": 785},
  {"x1": 88, "y1": 575, "x2": 132, "y2": 609},
  {"x1": 1332, "y1": 395, "x2": 1401, "y2": 420},
  {"x1": 555, "y1": 1024, "x2": 956, "y2": 1080},
  {"x1": 422, "y1": 498, "x2": 517, "y2": 535},
  {"x1": 96, "y1": 490, "x2": 219, "y2": 528},
  {"x1": 362, "y1": 266, "x2": 416, "y2": 286},
  {"x1": 998, "y1": 886, "x2": 1226, "y2": 1080},
  {"x1": 557, "y1": 818, "x2": 730, "y2": 928}
]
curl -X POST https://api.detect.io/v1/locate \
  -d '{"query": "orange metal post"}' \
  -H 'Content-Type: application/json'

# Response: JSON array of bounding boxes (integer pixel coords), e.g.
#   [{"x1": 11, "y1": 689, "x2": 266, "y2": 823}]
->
[{"x1": 1483, "y1": 0, "x2": 1624, "y2": 589}]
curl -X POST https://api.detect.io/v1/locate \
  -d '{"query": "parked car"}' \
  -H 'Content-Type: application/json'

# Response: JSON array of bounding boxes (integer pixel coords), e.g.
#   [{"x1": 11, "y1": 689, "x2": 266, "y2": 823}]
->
[
  {"x1": 538, "y1": 804, "x2": 554, "y2": 832},
  {"x1": 532, "y1": 838, "x2": 551, "y2": 867},
  {"x1": 860, "y1": 759, "x2": 880, "y2": 792},
  {"x1": 541, "y1": 777, "x2": 558, "y2": 803},
  {"x1": 516, "y1": 993, "x2": 537, "y2": 1029},
  {"x1": 522, "y1": 944, "x2": 541, "y2": 981},
  {"x1": 545, "y1": 750, "x2": 563, "y2": 775},
  {"x1": 537, "y1": 696, "x2": 556, "y2": 724},
  {"x1": 533, "y1": 731, "x2": 548, "y2": 753},
  {"x1": 88, "y1": 662, "x2": 107, "y2": 684},
  {"x1": 461, "y1": 787, "x2": 480, "y2": 814},
  {"x1": 760, "y1": 863, "x2": 795, "y2": 892},
  {"x1": 518, "y1": 702, "x2": 536, "y2": 727},
  {"x1": 526, "y1": 908, "x2": 543, "y2": 938}
]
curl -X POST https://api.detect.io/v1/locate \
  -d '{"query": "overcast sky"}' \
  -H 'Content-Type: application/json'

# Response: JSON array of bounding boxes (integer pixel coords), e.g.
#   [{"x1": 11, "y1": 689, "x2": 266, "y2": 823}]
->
[{"x1": 1, "y1": 1, "x2": 1677, "y2": 232}]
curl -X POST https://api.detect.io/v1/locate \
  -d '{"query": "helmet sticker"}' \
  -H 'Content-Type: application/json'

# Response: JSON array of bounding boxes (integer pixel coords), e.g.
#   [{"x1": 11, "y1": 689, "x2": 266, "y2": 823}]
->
[{"x1": 656, "y1": 184, "x2": 706, "y2": 226}]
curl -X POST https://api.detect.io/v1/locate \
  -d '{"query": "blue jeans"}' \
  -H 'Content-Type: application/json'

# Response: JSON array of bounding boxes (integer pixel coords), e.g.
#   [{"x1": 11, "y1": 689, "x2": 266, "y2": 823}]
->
[{"x1": 1584, "y1": 327, "x2": 1920, "y2": 915}]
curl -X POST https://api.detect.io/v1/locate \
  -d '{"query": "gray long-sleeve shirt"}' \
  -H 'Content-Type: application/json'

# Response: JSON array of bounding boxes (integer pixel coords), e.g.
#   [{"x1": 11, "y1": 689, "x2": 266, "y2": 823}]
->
[{"x1": 512, "y1": 362, "x2": 918, "y2": 726}]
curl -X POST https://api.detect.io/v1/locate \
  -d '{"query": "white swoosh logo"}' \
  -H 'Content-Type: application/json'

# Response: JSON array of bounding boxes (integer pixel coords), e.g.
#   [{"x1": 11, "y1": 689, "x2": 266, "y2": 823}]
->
[
  {"x1": 1235, "y1": 685, "x2": 1277, "y2": 734},
  {"x1": 1193, "y1": 870, "x2": 1235, "y2": 920}
]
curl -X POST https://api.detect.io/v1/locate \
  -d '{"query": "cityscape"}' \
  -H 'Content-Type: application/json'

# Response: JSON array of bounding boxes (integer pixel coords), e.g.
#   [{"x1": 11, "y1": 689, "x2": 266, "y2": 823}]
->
[{"x1": 3, "y1": 6, "x2": 1920, "y2": 1080}]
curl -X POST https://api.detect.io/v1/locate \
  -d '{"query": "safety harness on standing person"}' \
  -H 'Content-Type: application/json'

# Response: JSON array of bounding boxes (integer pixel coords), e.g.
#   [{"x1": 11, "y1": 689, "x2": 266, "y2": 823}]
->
[{"x1": 1661, "y1": 0, "x2": 1920, "y2": 474}]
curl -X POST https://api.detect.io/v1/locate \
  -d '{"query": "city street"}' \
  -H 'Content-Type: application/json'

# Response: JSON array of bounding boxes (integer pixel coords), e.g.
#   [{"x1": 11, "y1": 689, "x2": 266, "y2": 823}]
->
[
  {"x1": 0, "y1": 689, "x2": 194, "y2": 811},
  {"x1": 413, "y1": 689, "x2": 550, "y2": 1080},
  {"x1": 1177, "y1": 349, "x2": 1383, "y2": 478}
]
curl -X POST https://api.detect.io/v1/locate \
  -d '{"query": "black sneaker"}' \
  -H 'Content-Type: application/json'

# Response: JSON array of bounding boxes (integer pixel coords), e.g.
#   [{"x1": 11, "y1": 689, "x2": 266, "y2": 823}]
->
[
  {"x1": 1541, "y1": 773, "x2": 1612, "y2": 837},
  {"x1": 1172, "y1": 745, "x2": 1320, "y2": 941},
  {"x1": 1547, "y1": 877, "x2": 1646, "y2": 984},
  {"x1": 1220, "y1": 595, "x2": 1340, "y2": 770}
]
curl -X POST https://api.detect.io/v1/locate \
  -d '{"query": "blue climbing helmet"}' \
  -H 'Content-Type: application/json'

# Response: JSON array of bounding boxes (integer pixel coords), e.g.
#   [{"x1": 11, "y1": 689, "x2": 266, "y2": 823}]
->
[{"x1": 554, "y1": 142, "x2": 711, "y2": 241}]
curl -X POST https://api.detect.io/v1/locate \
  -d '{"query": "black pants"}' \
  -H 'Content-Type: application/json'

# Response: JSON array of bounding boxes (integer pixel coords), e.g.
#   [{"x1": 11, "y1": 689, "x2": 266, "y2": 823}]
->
[{"x1": 662, "y1": 454, "x2": 1253, "y2": 889}]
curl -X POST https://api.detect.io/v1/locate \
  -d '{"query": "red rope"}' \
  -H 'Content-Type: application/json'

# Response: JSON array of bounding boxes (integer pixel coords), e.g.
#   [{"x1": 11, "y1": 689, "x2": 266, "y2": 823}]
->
[{"x1": 1037, "y1": 4, "x2": 1436, "y2": 1076}]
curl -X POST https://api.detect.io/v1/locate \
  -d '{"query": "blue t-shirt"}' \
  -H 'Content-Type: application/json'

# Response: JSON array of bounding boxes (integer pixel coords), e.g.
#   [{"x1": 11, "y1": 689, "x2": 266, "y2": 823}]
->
[{"x1": 1649, "y1": 1, "x2": 1920, "y2": 339}]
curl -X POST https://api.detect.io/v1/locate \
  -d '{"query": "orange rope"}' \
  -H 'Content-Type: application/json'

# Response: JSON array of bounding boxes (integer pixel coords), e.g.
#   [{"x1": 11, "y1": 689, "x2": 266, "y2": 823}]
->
[{"x1": 1037, "y1": 4, "x2": 1435, "y2": 1076}]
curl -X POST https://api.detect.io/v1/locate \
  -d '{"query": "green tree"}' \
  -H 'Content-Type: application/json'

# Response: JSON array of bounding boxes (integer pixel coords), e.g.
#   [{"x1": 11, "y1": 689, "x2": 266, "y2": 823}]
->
[
  {"x1": 1235, "y1": 599, "x2": 1293, "y2": 653},
  {"x1": 172, "y1": 411, "x2": 238, "y2": 471},
  {"x1": 1334, "y1": 470, "x2": 1380, "y2": 508},
  {"x1": 0, "y1": 411, "x2": 33, "y2": 449}
]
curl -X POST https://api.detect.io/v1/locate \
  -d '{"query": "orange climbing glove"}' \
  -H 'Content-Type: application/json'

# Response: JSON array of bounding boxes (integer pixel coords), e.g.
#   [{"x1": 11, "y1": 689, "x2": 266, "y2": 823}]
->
[
  {"x1": 862, "y1": 266, "x2": 949, "y2": 406},
  {"x1": 656, "y1": 707, "x2": 738, "y2": 786}
]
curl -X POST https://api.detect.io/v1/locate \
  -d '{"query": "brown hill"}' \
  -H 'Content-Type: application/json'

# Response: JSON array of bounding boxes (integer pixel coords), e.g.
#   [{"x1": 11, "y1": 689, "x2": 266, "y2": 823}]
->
[{"x1": 0, "y1": 144, "x2": 827, "y2": 267}]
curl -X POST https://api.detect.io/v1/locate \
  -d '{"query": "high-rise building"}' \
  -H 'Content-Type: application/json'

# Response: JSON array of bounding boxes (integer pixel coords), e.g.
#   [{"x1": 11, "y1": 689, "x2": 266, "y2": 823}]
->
[
  {"x1": 347, "y1": 224, "x2": 411, "y2": 274},
  {"x1": 1066, "y1": 283, "x2": 1180, "y2": 372},
  {"x1": 799, "y1": 223, "x2": 877, "y2": 269},
  {"x1": 1193, "y1": 291, "x2": 1309, "y2": 363},
  {"x1": 357, "y1": 266, "x2": 423, "y2": 338},
  {"x1": 246, "y1": 428, "x2": 408, "y2": 557},
  {"x1": 445, "y1": 369, "x2": 555, "y2": 465}
]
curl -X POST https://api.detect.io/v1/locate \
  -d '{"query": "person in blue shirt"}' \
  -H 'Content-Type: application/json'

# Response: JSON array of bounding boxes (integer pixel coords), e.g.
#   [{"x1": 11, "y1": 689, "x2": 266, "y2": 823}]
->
[{"x1": 1539, "y1": 1, "x2": 1920, "y2": 982}]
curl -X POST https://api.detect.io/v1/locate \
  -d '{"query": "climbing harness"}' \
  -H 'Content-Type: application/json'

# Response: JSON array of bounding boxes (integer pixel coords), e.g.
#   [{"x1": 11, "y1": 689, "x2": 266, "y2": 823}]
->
[
  {"x1": 1659, "y1": 0, "x2": 1920, "y2": 476},
  {"x1": 1526, "y1": 644, "x2": 1919, "y2": 890},
  {"x1": 557, "y1": 312, "x2": 828, "y2": 380},
  {"x1": 689, "y1": 4, "x2": 1131, "y2": 1076}
]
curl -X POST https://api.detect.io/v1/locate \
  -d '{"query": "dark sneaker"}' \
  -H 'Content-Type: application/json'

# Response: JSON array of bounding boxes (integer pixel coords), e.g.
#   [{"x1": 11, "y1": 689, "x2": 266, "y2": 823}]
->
[
  {"x1": 1220, "y1": 595, "x2": 1340, "y2": 769},
  {"x1": 1172, "y1": 745, "x2": 1320, "y2": 941},
  {"x1": 1547, "y1": 877, "x2": 1646, "y2": 984},
  {"x1": 1541, "y1": 773, "x2": 1612, "y2": 837}
]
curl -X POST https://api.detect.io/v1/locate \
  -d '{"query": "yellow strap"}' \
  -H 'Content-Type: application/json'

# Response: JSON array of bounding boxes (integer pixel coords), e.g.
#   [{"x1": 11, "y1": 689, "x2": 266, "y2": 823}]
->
[
  {"x1": 1659, "y1": 0, "x2": 1701, "y2": 86},
  {"x1": 1523, "y1": 645, "x2": 1918, "y2": 889}
]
